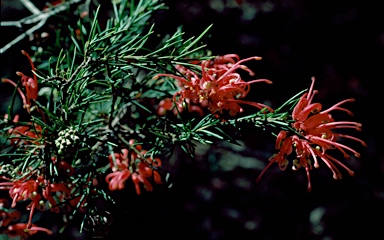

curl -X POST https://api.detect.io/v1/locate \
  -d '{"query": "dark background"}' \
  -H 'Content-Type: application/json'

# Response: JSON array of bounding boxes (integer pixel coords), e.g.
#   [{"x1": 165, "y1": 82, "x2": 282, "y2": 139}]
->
[{"x1": 1, "y1": 0, "x2": 384, "y2": 239}]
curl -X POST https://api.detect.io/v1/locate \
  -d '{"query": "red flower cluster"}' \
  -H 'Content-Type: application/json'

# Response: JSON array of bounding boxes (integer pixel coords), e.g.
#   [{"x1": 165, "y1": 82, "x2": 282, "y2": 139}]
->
[
  {"x1": 256, "y1": 77, "x2": 366, "y2": 191},
  {"x1": 1, "y1": 198, "x2": 52, "y2": 238},
  {"x1": 5, "y1": 223, "x2": 53, "y2": 239},
  {"x1": 155, "y1": 54, "x2": 273, "y2": 117},
  {"x1": 105, "y1": 140, "x2": 163, "y2": 194},
  {"x1": 0, "y1": 174, "x2": 72, "y2": 229}
]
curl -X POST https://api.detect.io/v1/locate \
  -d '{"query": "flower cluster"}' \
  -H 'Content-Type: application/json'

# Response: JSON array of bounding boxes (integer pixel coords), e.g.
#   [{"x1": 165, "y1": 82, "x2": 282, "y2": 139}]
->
[
  {"x1": 105, "y1": 140, "x2": 163, "y2": 194},
  {"x1": 155, "y1": 54, "x2": 273, "y2": 117},
  {"x1": 1, "y1": 198, "x2": 52, "y2": 239},
  {"x1": 55, "y1": 126, "x2": 80, "y2": 155},
  {"x1": 0, "y1": 174, "x2": 72, "y2": 228},
  {"x1": 0, "y1": 49, "x2": 95, "y2": 237},
  {"x1": 256, "y1": 77, "x2": 367, "y2": 191}
]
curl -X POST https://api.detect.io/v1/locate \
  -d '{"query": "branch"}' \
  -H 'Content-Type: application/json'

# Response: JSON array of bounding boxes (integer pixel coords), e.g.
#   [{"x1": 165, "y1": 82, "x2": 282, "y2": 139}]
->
[{"x1": 0, "y1": 0, "x2": 83, "y2": 54}]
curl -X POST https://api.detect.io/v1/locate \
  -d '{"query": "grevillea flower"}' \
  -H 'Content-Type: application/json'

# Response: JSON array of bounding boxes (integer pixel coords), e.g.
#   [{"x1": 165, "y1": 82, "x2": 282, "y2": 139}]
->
[
  {"x1": 132, "y1": 154, "x2": 162, "y2": 195},
  {"x1": 0, "y1": 179, "x2": 41, "y2": 228},
  {"x1": 154, "y1": 54, "x2": 273, "y2": 117},
  {"x1": 105, "y1": 148, "x2": 131, "y2": 191},
  {"x1": 41, "y1": 181, "x2": 72, "y2": 213},
  {"x1": 257, "y1": 77, "x2": 366, "y2": 191},
  {"x1": 105, "y1": 140, "x2": 163, "y2": 194},
  {"x1": 5, "y1": 223, "x2": 52, "y2": 239},
  {"x1": 106, "y1": 169, "x2": 131, "y2": 191},
  {"x1": 0, "y1": 175, "x2": 72, "y2": 228},
  {"x1": 2, "y1": 50, "x2": 38, "y2": 113}
]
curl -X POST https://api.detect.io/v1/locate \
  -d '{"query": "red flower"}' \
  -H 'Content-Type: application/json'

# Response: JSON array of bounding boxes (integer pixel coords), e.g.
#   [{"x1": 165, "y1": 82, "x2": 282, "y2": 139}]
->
[
  {"x1": 155, "y1": 54, "x2": 273, "y2": 117},
  {"x1": 106, "y1": 169, "x2": 131, "y2": 191},
  {"x1": 257, "y1": 77, "x2": 366, "y2": 191},
  {"x1": 0, "y1": 179, "x2": 41, "y2": 228},
  {"x1": 106, "y1": 148, "x2": 131, "y2": 191},
  {"x1": 2, "y1": 50, "x2": 38, "y2": 113},
  {"x1": 0, "y1": 174, "x2": 72, "y2": 228},
  {"x1": 105, "y1": 141, "x2": 163, "y2": 194},
  {"x1": 256, "y1": 130, "x2": 293, "y2": 183},
  {"x1": 132, "y1": 157, "x2": 163, "y2": 195},
  {"x1": 293, "y1": 77, "x2": 366, "y2": 158},
  {"x1": 6, "y1": 223, "x2": 52, "y2": 239},
  {"x1": 41, "y1": 181, "x2": 72, "y2": 213}
]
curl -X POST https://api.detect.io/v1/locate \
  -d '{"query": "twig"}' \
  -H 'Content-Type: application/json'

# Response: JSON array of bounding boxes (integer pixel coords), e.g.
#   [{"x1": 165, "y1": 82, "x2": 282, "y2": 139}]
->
[
  {"x1": 0, "y1": 0, "x2": 83, "y2": 54},
  {"x1": 20, "y1": 0, "x2": 40, "y2": 15},
  {"x1": 65, "y1": 56, "x2": 92, "y2": 85}
]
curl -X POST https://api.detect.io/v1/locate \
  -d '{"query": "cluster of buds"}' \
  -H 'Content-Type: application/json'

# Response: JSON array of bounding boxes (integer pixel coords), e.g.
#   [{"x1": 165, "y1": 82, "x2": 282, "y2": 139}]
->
[
  {"x1": 105, "y1": 139, "x2": 163, "y2": 194},
  {"x1": 55, "y1": 126, "x2": 80, "y2": 155},
  {"x1": 256, "y1": 77, "x2": 367, "y2": 191},
  {"x1": 0, "y1": 164, "x2": 15, "y2": 179},
  {"x1": 155, "y1": 54, "x2": 273, "y2": 118}
]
